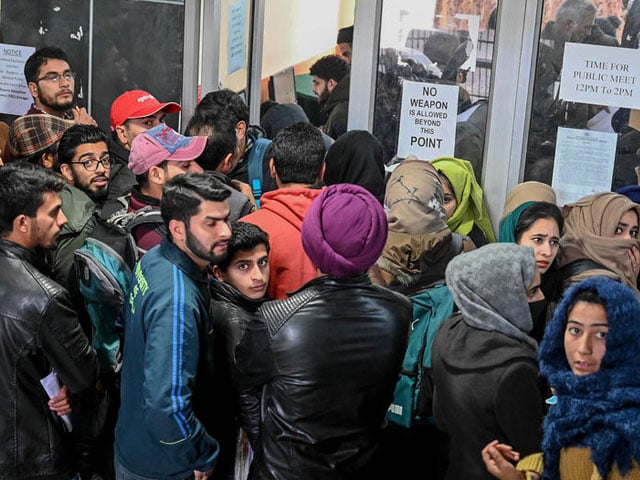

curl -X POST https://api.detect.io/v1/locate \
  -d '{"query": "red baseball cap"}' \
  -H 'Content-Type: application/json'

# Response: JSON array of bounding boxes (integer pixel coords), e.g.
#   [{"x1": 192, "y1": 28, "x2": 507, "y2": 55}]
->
[{"x1": 110, "y1": 90, "x2": 181, "y2": 131}]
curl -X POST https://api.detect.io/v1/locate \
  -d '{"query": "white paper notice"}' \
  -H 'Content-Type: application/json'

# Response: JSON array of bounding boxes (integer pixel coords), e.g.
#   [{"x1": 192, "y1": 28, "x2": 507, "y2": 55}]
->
[
  {"x1": 397, "y1": 81, "x2": 458, "y2": 159},
  {"x1": 40, "y1": 370, "x2": 73, "y2": 432},
  {"x1": 559, "y1": 43, "x2": 640, "y2": 109},
  {"x1": 0, "y1": 43, "x2": 35, "y2": 115},
  {"x1": 551, "y1": 127, "x2": 617, "y2": 206}
]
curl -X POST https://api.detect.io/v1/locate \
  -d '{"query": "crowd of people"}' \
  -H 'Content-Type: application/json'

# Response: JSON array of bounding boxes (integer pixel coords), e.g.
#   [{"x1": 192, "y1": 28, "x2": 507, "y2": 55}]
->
[{"x1": 0, "y1": 39, "x2": 640, "y2": 480}]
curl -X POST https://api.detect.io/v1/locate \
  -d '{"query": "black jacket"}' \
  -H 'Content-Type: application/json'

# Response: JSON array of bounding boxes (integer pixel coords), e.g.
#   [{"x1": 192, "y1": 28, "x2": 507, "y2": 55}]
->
[
  {"x1": 0, "y1": 240, "x2": 98, "y2": 480},
  {"x1": 242, "y1": 274, "x2": 412, "y2": 480},
  {"x1": 208, "y1": 280, "x2": 267, "y2": 479}
]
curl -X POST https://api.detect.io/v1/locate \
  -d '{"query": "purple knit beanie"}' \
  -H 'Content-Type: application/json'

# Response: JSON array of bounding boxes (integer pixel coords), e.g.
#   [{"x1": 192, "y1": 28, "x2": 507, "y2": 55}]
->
[{"x1": 302, "y1": 183, "x2": 388, "y2": 277}]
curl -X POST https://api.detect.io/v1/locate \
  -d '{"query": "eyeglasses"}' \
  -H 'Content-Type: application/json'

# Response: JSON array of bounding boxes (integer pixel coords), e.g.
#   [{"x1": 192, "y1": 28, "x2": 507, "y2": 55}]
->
[
  {"x1": 69, "y1": 156, "x2": 113, "y2": 171},
  {"x1": 35, "y1": 71, "x2": 76, "y2": 83}
]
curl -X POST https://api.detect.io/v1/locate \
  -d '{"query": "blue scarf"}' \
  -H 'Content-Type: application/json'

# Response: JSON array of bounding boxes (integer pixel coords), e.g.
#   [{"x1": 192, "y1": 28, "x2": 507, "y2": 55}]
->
[{"x1": 539, "y1": 276, "x2": 640, "y2": 480}]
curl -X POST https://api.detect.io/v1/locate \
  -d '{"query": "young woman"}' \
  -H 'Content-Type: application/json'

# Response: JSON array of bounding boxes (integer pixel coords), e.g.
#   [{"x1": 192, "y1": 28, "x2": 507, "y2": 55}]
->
[
  {"x1": 482, "y1": 276, "x2": 640, "y2": 479},
  {"x1": 498, "y1": 182, "x2": 564, "y2": 342},
  {"x1": 431, "y1": 156, "x2": 496, "y2": 247},
  {"x1": 431, "y1": 243, "x2": 545, "y2": 480},
  {"x1": 554, "y1": 192, "x2": 640, "y2": 295}
]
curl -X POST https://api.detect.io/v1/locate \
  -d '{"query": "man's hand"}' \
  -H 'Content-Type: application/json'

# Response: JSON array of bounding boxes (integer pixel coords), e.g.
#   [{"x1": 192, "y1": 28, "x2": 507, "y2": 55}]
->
[
  {"x1": 481, "y1": 440, "x2": 525, "y2": 480},
  {"x1": 48, "y1": 385, "x2": 72, "y2": 416},
  {"x1": 72, "y1": 106, "x2": 98, "y2": 126},
  {"x1": 193, "y1": 468, "x2": 214, "y2": 480}
]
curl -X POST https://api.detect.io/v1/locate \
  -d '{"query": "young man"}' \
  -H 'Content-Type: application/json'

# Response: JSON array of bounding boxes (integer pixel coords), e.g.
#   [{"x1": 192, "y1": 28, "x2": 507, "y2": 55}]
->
[
  {"x1": 115, "y1": 172, "x2": 231, "y2": 480},
  {"x1": 309, "y1": 54, "x2": 350, "y2": 140},
  {"x1": 241, "y1": 183, "x2": 412, "y2": 479},
  {"x1": 195, "y1": 126, "x2": 256, "y2": 221},
  {"x1": 0, "y1": 163, "x2": 98, "y2": 479},
  {"x1": 185, "y1": 89, "x2": 276, "y2": 195},
  {"x1": 9, "y1": 114, "x2": 74, "y2": 168},
  {"x1": 126, "y1": 124, "x2": 206, "y2": 253},
  {"x1": 241, "y1": 121, "x2": 326, "y2": 299},
  {"x1": 105, "y1": 89, "x2": 181, "y2": 206},
  {"x1": 209, "y1": 221, "x2": 270, "y2": 477},
  {"x1": 24, "y1": 46, "x2": 95, "y2": 124}
]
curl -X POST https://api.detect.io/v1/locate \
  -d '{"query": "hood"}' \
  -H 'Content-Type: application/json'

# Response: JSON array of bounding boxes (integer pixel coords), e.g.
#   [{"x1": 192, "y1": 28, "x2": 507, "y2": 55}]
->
[
  {"x1": 434, "y1": 314, "x2": 537, "y2": 371},
  {"x1": 258, "y1": 187, "x2": 325, "y2": 231}
]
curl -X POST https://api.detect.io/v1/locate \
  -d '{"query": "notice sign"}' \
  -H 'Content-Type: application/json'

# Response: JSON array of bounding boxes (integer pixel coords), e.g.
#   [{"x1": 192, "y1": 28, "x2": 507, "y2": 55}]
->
[
  {"x1": 397, "y1": 81, "x2": 458, "y2": 159},
  {"x1": 551, "y1": 127, "x2": 617, "y2": 206},
  {"x1": 227, "y1": 0, "x2": 247, "y2": 75},
  {"x1": 559, "y1": 42, "x2": 640, "y2": 109},
  {"x1": 0, "y1": 43, "x2": 35, "y2": 115}
]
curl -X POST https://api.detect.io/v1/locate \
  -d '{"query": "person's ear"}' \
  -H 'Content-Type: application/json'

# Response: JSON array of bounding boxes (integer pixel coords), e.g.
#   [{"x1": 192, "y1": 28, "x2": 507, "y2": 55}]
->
[
  {"x1": 13, "y1": 214, "x2": 30, "y2": 235},
  {"x1": 169, "y1": 219, "x2": 185, "y2": 242},
  {"x1": 269, "y1": 157, "x2": 277, "y2": 179},
  {"x1": 40, "y1": 152, "x2": 55, "y2": 170},
  {"x1": 27, "y1": 82, "x2": 39, "y2": 100},
  {"x1": 59, "y1": 163, "x2": 74, "y2": 183},
  {"x1": 148, "y1": 165, "x2": 166, "y2": 185},
  {"x1": 235, "y1": 120, "x2": 247, "y2": 142},
  {"x1": 327, "y1": 79, "x2": 338, "y2": 92},
  {"x1": 115, "y1": 125, "x2": 129, "y2": 148},
  {"x1": 212, "y1": 264, "x2": 226, "y2": 282},
  {"x1": 219, "y1": 153, "x2": 234, "y2": 174}
]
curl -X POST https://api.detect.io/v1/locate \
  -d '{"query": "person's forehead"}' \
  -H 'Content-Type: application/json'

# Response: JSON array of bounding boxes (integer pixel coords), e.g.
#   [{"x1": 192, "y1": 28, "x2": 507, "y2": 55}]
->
[
  {"x1": 39, "y1": 58, "x2": 71, "y2": 73},
  {"x1": 73, "y1": 141, "x2": 109, "y2": 157}
]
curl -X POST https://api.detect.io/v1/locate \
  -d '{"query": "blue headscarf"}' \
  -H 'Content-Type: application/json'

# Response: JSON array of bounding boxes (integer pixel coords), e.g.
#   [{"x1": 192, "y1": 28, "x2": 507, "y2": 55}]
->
[{"x1": 539, "y1": 276, "x2": 640, "y2": 480}]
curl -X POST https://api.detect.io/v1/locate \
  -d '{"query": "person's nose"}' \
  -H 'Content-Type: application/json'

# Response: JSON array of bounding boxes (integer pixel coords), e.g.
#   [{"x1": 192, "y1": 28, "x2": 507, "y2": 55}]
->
[
  {"x1": 577, "y1": 334, "x2": 593, "y2": 355},
  {"x1": 59, "y1": 74, "x2": 71, "y2": 88},
  {"x1": 540, "y1": 241, "x2": 551, "y2": 257},
  {"x1": 58, "y1": 210, "x2": 68, "y2": 228}
]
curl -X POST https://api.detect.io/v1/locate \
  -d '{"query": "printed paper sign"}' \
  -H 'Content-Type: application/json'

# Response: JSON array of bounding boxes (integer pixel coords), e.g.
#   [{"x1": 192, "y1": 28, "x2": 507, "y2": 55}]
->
[
  {"x1": 551, "y1": 127, "x2": 617, "y2": 206},
  {"x1": 397, "y1": 81, "x2": 458, "y2": 159},
  {"x1": 559, "y1": 42, "x2": 640, "y2": 109},
  {"x1": 227, "y1": 0, "x2": 247, "y2": 75},
  {"x1": 0, "y1": 43, "x2": 35, "y2": 115}
]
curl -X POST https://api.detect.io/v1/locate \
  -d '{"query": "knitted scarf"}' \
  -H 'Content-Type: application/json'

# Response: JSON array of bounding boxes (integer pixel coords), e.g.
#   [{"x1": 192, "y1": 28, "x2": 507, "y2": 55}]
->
[
  {"x1": 539, "y1": 276, "x2": 640, "y2": 480},
  {"x1": 445, "y1": 243, "x2": 538, "y2": 349}
]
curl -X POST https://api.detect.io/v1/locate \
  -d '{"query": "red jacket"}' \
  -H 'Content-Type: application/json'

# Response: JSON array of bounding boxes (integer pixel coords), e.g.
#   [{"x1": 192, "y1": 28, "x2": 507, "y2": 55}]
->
[{"x1": 241, "y1": 186, "x2": 325, "y2": 299}]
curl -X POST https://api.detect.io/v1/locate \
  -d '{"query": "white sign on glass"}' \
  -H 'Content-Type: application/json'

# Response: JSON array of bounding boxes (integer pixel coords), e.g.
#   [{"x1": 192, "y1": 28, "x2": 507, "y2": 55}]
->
[
  {"x1": 559, "y1": 43, "x2": 640, "y2": 109},
  {"x1": 397, "y1": 80, "x2": 458, "y2": 159},
  {"x1": 0, "y1": 43, "x2": 35, "y2": 115},
  {"x1": 551, "y1": 127, "x2": 617, "y2": 206}
]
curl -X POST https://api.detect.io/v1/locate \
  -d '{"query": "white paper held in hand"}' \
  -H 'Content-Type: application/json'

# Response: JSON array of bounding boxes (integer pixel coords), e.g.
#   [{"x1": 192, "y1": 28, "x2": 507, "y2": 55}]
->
[{"x1": 39, "y1": 370, "x2": 72, "y2": 432}]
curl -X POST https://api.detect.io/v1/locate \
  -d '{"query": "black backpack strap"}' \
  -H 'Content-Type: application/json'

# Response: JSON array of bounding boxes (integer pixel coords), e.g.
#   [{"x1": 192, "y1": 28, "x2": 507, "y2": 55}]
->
[{"x1": 556, "y1": 259, "x2": 614, "y2": 291}]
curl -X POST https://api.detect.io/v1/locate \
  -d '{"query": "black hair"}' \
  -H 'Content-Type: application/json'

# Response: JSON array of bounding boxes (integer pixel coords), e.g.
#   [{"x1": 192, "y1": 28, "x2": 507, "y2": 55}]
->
[
  {"x1": 135, "y1": 160, "x2": 168, "y2": 188},
  {"x1": 514, "y1": 201, "x2": 564, "y2": 243},
  {"x1": 566, "y1": 289, "x2": 607, "y2": 317},
  {"x1": 24, "y1": 46, "x2": 70, "y2": 83},
  {"x1": 192, "y1": 89, "x2": 250, "y2": 126},
  {"x1": 196, "y1": 127, "x2": 237, "y2": 171},
  {"x1": 215, "y1": 221, "x2": 270, "y2": 272},
  {"x1": 309, "y1": 55, "x2": 349, "y2": 83},
  {"x1": 270, "y1": 122, "x2": 325, "y2": 184},
  {"x1": 161, "y1": 172, "x2": 231, "y2": 237},
  {"x1": 0, "y1": 163, "x2": 65, "y2": 237},
  {"x1": 22, "y1": 144, "x2": 58, "y2": 166},
  {"x1": 57, "y1": 125, "x2": 109, "y2": 166}
]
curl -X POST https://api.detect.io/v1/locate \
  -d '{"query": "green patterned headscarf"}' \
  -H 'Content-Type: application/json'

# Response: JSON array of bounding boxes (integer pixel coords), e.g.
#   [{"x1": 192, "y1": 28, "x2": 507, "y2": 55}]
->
[{"x1": 431, "y1": 156, "x2": 496, "y2": 243}]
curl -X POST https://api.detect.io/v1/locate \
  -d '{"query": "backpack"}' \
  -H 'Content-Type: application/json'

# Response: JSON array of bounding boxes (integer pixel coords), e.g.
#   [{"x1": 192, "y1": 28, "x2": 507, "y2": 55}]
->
[
  {"x1": 387, "y1": 282, "x2": 456, "y2": 428},
  {"x1": 73, "y1": 206, "x2": 166, "y2": 373},
  {"x1": 247, "y1": 138, "x2": 271, "y2": 208}
]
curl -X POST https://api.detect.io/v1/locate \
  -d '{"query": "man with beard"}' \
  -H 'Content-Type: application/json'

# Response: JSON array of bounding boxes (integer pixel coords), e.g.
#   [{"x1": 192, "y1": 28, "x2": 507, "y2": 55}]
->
[
  {"x1": 2, "y1": 47, "x2": 97, "y2": 164},
  {"x1": 52, "y1": 124, "x2": 113, "y2": 294},
  {"x1": 309, "y1": 54, "x2": 350, "y2": 140},
  {"x1": 24, "y1": 46, "x2": 96, "y2": 125},
  {"x1": 0, "y1": 163, "x2": 98, "y2": 479},
  {"x1": 115, "y1": 172, "x2": 230, "y2": 480}
]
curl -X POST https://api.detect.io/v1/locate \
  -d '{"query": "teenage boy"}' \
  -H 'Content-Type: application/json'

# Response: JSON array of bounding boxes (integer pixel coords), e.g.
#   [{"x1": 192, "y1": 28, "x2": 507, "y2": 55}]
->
[{"x1": 209, "y1": 221, "x2": 271, "y2": 478}]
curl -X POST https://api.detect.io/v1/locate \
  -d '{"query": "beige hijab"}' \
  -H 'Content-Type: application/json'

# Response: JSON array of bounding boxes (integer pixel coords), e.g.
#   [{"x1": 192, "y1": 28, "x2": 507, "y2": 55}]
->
[
  {"x1": 500, "y1": 181, "x2": 557, "y2": 223},
  {"x1": 558, "y1": 192, "x2": 640, "y2": 292},
  {"x1": 376, "y1": 159, "x2": 451, "y2": 283}
]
